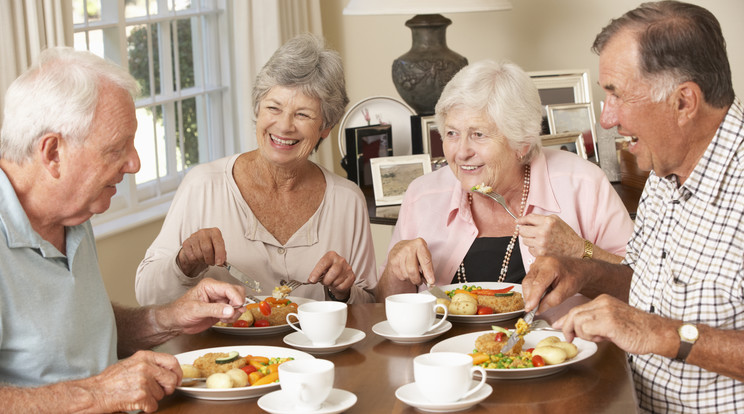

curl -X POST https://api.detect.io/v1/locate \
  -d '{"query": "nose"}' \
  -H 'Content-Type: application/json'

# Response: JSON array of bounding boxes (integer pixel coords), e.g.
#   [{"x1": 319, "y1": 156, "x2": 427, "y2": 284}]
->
[
  {"x1": 124, "y1": 145, "x2": 141, "y2": 174},
  {"x1": 277, "y1": 111, "x2": 296, "y2": 132},
  {"x1": 599, "y1": 99, "x2": 618, "y2": 130}
]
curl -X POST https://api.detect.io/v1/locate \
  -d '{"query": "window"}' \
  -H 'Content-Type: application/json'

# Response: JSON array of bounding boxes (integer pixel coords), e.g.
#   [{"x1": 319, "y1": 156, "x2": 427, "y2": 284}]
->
[{"x1": 72, "y1": 0, "x2": 232, "y2": 237}]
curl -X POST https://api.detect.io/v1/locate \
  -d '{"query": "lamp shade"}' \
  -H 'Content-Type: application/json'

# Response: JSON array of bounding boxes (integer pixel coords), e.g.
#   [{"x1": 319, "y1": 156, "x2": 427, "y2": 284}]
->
[{"x1": 343, "y1": 0, "x2": 513, "y2": 15}]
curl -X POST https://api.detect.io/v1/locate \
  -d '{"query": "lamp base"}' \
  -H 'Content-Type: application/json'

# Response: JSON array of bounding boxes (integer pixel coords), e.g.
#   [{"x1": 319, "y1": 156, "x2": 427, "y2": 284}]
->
[{"x1": 392, "y1": 14, "x2": 468, "y2": 115}]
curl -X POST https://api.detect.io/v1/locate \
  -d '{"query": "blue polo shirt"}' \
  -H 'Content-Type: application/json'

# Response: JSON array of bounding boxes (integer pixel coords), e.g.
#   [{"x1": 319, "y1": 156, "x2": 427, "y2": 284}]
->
[{"x1": 0, "y1": 168, "x2": 117, "y2": 386}]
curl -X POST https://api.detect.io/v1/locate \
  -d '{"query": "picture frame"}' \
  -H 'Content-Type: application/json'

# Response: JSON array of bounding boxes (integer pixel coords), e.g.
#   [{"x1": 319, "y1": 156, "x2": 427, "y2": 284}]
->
[
  {"x1": 541, "y1": 131, "x2": 587, "y2": 160},
  {"x1": 370, "y1": 154, "x2": 432, "y2": 206},
  {"x1": 529, "y1": 70, "x2": 592, "y2": 108},
  {"x1": 342, "y1": 124, "x2": 393, "y2": 189},
  {"x1": 546, "y1": 103, "x2": 598, "y2": 162}
]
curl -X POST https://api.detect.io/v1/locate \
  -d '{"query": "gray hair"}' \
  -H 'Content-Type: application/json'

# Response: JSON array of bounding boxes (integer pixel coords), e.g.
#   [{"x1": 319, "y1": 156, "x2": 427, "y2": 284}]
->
[
  {"x1": 435, "y1": 60, "x2": 543, "y2": 164},
  {"x1": 252, "y1": 34, "x2": 349, "y2": 132},
  {"x1": 1, "y1": 47, "x2": 139, "y2": 163},
  {"x1": 592, "y1": 0, "x2": 733, "y2": 107}
]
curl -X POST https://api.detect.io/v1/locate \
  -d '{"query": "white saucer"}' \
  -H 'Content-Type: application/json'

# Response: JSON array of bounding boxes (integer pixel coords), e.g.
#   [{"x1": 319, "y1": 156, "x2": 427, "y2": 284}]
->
[
  {"x1": 372, "y1": 320, "x2": 452, "y2": 343},
  {"x1": 282, "y1": 328, "x2": 366, "y2": 354},
  {"x1": 395, "y1": 381, "x2": 492, "y2": 413},
  {"x1": 258, "y1": 388, "x2": 357, "y2": 414}
]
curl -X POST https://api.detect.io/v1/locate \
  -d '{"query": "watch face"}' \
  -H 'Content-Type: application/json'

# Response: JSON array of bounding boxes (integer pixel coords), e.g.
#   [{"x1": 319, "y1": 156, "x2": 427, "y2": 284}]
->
[{"x1": 680, "y1": 324, "x2": 698, "y2": 341}]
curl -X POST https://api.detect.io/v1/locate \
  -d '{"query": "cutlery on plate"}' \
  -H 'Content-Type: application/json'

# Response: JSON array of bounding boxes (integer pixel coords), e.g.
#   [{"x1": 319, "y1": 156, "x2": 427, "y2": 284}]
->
[
  {"x1": 500, "y1": 290, "x2": 548, "y2": 354},
  {"x1": 223, "y1": 263, "x2": 262, "y2": 293}
]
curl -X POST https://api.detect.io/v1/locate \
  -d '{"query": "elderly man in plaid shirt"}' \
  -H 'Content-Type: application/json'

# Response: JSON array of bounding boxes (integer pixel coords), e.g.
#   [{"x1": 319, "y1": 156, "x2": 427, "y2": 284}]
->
[{"x1": 522, "y1": 2, "x2": 744, "y2": 412}]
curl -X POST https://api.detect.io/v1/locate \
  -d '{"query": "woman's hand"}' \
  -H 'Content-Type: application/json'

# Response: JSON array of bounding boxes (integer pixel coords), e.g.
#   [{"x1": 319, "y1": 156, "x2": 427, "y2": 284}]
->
[
  {"x1": 517, "y1": 214, "x2": 584, "y2": 258},
  {"x1": 176, "y1": 228, "x2": 227, "y2": 277},
  {"x1": 310, "y1": 251, "x2": 355, "y2": 301},
  {"x1": 382, "y1": 238, "x2": 434, "y2": 286}
]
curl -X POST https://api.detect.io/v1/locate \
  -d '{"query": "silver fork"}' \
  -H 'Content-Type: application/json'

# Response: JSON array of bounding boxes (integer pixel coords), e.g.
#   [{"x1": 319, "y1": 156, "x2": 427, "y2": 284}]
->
[
  {"x1": 281, "y1": 275, "x2": 324, "y2": 292},
  {"x1": 472, "y1": 190, "x2": 518, "y2": 220},
  {"x1": 530, "y1": 318, "x2": 559, "y2": 331}
]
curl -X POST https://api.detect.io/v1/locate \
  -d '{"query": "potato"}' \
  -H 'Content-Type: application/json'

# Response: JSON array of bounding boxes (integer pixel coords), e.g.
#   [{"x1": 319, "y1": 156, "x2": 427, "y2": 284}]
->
[
  {"x1": 536, "y1": 336, "x2": 561, "y2": 348},
  {"x1": 206, "y1": 372, "x2": 234, "y2": 389},
  {"x1": 449, "y1": 300, "x2": 477, "y2": 315},
  {"x1": 451, "y1": 292, "x2": 477, "y2": 305},
  {"x1": 533, "y1": 346, "x2": 567, "y2": 365},
  {"x1": 226, "y1": 368, "x2": 249, "y2": 387},
  {"x1": 436, "y1": 298, "x2": 451, "y2": 314},
  {"x1": 553, "y1": 341, "x2": 579, "y2": 359},
  {"x1": 237, "y1": 309, "x2": 254, "y2": 326},
  {"x1": 180, "y1": 364, "x2": 201, "y2": 379}
]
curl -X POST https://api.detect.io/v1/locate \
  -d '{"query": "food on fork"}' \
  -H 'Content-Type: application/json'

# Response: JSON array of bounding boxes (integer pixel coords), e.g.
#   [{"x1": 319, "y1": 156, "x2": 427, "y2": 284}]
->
[
  {"x1": 472, "y1": 183, "x2": 493, "y2": 193},
  {"x1": 272, "y1": 285, "x2": 292, "y2": 299}
]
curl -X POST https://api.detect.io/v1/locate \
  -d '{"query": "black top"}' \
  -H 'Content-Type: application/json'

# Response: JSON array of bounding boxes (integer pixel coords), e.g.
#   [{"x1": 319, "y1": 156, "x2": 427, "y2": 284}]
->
[{"x1": 450, "y1": 236, "x2": 526, "y2": 284}]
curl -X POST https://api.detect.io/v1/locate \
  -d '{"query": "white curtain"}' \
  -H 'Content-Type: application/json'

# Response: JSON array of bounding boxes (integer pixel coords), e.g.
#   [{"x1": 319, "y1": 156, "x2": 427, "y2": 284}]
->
[
  {"x1": 229, "y1": 0, "x2": 333, "y2": 169},
  {"x1": 0, "y1": 0, "x2": 72, "y2": 125}
]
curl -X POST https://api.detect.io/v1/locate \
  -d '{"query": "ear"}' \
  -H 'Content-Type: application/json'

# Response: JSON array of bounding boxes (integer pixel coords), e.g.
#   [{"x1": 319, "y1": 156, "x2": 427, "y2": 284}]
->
[
  {"x1": 38, "y1": 133, "x2": 62, "y2": 179},
  {"x1": 319, "y1": 126, "x2": 333, "y2": 139},
  {"x1": 674, "y1": 81, "x2": 701, "y2": 127}
]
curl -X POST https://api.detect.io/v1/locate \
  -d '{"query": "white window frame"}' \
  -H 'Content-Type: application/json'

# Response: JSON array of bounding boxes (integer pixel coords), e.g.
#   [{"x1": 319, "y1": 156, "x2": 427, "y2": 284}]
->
[{"x1": 72, "y1": 0, "x2": 233, "y2": 239}]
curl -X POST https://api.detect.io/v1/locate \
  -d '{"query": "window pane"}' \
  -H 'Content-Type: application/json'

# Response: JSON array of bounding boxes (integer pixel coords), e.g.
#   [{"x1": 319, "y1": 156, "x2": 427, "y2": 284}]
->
[
  {"x1": 72, "y1": 0, "x2": 86, "y2": 25},
  {"x1": 127, "y1": 24, "x2": 160, "y2": 98},
  {"x1": 73, "y1": 32, "x2": 88, "y2": 51},
  {"x1": 73, "y1": 0, "x2": 102, "y2": 24},
  {"x1": 86, "y1": 29, "x2": 105, "y2": 57},
  {"x1": 174, "y1": 19, "x2": 195, "y2": 90},
  {"x1": 176, "y1": 97, "x2": 199, "y2": 170},
  {"x1": 125, "y1": 0, "x2": 158, "y2": 19},
  {"x1": 171, "y1": 0, "x2": 192, "y2": 11},
  {"x1": 135, "y1": 105, "x2": 167, "y2": 185}
]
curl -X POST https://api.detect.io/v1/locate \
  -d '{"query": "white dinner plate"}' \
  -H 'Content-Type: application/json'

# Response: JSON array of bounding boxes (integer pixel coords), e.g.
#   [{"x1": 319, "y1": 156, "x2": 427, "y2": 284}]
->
[
  {"x1": 421, "y1": 282, "x2": 525, "y2": 323},
  {"x1": 211, "y1": 296, "x2": 314, "y2": 336},
  {"x1": 175, "y1": 345, "x2": 314, "y2": 400},
  {"x1": 430, "y1": 330, "x2": 598, "y2": 379},
  {"x1": 395, "y1": 381, "x2": 492, "y2": 413},
  {"x1": 337, "y1": 96, "x2": 415, "y2": 157},
  {"x1": 372, "y1": 320, "x2": 452, "y2": 344},
  {"x1": 258, "y1": 388, "x2": 357, "y2": 414},
  {"x1": 283, "y1": 328, "x2": 366, "y2": 354}
]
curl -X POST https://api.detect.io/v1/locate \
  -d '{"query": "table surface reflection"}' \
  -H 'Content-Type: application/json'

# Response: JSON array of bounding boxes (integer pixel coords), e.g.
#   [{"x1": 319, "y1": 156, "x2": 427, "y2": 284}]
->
[{"x1": 154, "y1": 303, "x2": 638, "y2": 413}]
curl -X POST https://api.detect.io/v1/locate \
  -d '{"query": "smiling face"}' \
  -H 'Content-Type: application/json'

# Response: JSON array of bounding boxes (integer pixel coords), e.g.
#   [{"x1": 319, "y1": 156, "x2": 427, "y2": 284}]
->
[
  {"x1": 256, "y1": 86, "x2": 331, "y2": 167},
  {"x1": 442, "y1": 106, "x2": 525, "y2": 195},
  {"x1": 58, "y1": 82, "x2": 140, "y2": 225},
  {"x1": 598, "y1": 29, "x2": 682, "y2": 177}
]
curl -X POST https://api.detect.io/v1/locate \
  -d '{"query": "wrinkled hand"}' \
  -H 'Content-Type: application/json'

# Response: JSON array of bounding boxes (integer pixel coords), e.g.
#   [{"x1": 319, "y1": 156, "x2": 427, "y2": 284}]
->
[
  {"x1": 517, "y1": 214, "x2": 583, "y2": 258},
  {"x1": 177, "y1": 228, "x2": 226, "y2": 277},
  {"x1": 554, "y1": 294, "x2": 671, "y2": 355},
  {"x1": 310, "y1": 251, "x2": 355, "y2": 300},
  {"x1": 522, "y1": 256, "x2": 587, "y2": 313},
  {"x1": 382, "y1": 238, "x2": 434, "y2": 286},
  {"x1": 85, "y1": 350, "x2": 181, "y2": 413},
  {"x1": 163, "y1": 278, "x2": 246, "y2": 334}
]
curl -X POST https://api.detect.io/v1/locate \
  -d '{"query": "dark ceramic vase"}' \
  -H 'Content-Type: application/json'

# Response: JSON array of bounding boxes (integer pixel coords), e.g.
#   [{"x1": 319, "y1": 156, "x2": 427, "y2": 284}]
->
[{"x1": 392, "y1": 14, "x2": 468, "y2": 115}]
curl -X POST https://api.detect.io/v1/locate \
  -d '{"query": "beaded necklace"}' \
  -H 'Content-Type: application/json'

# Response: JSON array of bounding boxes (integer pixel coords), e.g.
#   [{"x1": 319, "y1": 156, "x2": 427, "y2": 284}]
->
[{"x1": 456, "y1": 164, "x2": 531, "y2": 283}]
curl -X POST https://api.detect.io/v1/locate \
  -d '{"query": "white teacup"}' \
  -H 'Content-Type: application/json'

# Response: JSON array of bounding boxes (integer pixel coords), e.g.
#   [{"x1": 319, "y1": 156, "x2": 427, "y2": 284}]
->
[
  {"x1": 385, "y1": 293, "x2": 448, "y2": 336},
  {"x1": 279, "y1": 359, "x2": 334, "y2": 411},
  {"x1": 286, "y1": 301, "x2": 347, "y2": 346},
  {"x1": 413, "y1": 352, "x2": 487, "y2": 403}
]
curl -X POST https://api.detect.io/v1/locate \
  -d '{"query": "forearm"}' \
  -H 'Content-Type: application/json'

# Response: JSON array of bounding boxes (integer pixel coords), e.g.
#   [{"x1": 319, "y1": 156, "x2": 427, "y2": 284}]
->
[
  {"x1": 114, "y1": 304, "x2": 181, "y2": 357},
  {"x1": 589, "y1": 245, "x2": 624, "y2": 264},
  {"x1": 580, "y1": 260, "x2": 632, "y2": 302},
  {"x1": 685, "y1": 324, "x2": 744, "y2": 382},
  {"x1": 0, "y1": 379, "x2": 101, "y2": 414}
]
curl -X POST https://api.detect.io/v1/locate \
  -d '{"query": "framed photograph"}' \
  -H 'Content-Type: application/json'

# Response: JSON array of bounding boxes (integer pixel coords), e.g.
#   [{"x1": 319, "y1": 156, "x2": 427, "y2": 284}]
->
[
  {"x1": 342, "y1": 124, "x2": 393, "y2": 189},
  {"x1": 529, "y1": 70, "x2": 592, "y2": 108},
  {"x1": 541, "y1": 131, "x2": 586, "y2": 160},
  {"x1": 370, "y1": 154, "x2": 432, "y2": 206},
  {"x1": 410, "y1": 115, "x2": 444, "y2": 157},
  {"x1": 546, "y1": 103, "x2": 598, "y2": 161}
]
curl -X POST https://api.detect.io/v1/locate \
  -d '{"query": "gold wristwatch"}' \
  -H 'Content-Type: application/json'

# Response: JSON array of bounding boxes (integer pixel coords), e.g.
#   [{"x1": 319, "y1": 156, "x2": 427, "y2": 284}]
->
[
  {"x1": 675, "y1": 323, "x2": 699, "y2": 361},
  {"x1": 581, "y1": 239, "x2": 594, "y2": 259}
]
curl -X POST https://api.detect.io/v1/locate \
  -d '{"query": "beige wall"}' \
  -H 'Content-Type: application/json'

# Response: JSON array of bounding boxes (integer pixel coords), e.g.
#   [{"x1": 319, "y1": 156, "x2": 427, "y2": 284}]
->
[{"x1": 98, "y1": 0, "x2": 744, "y2": 306}]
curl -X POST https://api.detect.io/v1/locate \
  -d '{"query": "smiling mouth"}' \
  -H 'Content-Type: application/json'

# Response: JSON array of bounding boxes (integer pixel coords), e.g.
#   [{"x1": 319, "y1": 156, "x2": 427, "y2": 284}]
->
[
  {"x1": 271, "y1": 134, "x2": 299, "y2": 146},
  {"x1": 460, "y1": 165, "x2": 479, "y2": 171}
]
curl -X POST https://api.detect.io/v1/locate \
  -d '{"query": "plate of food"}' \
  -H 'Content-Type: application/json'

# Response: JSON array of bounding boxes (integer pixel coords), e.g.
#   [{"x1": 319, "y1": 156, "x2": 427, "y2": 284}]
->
[
  {"x1": 175, "y1": 345, "x2": 314, "y2": 400},
  {"x1": 430, "y1": 329, "x2": 598, "y2": 379},
  {"x1": 421, "y1": 282, "x2": 525, "y2": 323},
  {"x1": 212, "y1": 295, "x2": 314, "y2": 336}
]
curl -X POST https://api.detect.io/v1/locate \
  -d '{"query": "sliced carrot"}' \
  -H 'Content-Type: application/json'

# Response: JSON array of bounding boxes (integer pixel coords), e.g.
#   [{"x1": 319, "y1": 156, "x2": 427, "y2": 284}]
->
[
  {"x1": 453, "y1": 289, "x2": 478, "y2": 299},
  {"x1": 252, "y1": 371, "x2": 279, "y2": 386},
  {"x1": 248, "y1": 371, "x2": 264, "y2": 385},
  {"x1": 471, "y1": 286, "x2": 514, "y2": 296},
  {"x1": 469, "y1": 352, "x2": 490, "y2": 365}
]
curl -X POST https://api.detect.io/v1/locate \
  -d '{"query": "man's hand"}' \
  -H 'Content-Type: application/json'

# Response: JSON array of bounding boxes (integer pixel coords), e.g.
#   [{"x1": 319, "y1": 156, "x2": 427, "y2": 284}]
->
[
  {"x1": 158, "y1": 278, "x2": 246, "y2": 335},
  {"x1": 521, "y1": 256, "x2": 587, "y2": 312}
]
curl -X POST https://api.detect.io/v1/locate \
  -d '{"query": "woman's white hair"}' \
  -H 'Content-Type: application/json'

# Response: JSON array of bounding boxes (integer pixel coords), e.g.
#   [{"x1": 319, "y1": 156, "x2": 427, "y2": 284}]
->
[
  {"x1": 434, "y1": 60, "x2": 543, "y2": 163},
  {"x1": 1, "y1": 47, "x2": 140, "y2": 163}
]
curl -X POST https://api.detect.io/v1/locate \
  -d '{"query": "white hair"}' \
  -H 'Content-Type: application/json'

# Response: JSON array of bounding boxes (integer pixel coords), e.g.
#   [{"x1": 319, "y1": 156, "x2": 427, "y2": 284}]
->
[{"x1": 1, "y1": 47, "x2": 140, "y2": 163}]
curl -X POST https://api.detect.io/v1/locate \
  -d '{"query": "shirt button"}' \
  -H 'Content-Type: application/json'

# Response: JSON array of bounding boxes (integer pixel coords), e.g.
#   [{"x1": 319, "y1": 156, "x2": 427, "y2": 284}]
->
[
  {"x1": 528, "y1": 259, "x2": 534, "y2": 264},
  {"x1": 277, "y1": 247, "x2": 286, "y2": 254}
]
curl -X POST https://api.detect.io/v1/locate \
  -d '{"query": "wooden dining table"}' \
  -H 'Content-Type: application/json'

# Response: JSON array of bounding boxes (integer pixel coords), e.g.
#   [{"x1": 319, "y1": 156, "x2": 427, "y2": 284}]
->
[{"x1": 153, "y1": 303, "x2": 639, "y2": 413}]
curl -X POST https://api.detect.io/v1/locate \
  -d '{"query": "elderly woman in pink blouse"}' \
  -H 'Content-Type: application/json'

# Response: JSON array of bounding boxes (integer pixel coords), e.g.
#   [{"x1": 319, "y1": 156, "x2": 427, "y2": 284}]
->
[{"x1": 377, "y1": 60, "x2": 634, "y2": 298}]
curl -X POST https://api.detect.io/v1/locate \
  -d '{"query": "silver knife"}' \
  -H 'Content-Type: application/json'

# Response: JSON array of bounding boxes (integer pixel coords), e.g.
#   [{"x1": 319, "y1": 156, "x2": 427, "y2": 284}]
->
[
  {"x1": 500, "y1": 290, "x2": 547, "y2": 354},
  {"x1": 425, "y1": 282, "x2": 451, "y2": 300},
  {"x1": 224, "y1": 263, "x2": 262, "y2": 293}
]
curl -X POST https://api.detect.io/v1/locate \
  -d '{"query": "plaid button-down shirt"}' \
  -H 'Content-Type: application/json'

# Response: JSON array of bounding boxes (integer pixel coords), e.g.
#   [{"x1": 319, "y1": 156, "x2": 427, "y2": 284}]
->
[{"x1": 625, "y1": 98, "x2": 744, "y2": 413}]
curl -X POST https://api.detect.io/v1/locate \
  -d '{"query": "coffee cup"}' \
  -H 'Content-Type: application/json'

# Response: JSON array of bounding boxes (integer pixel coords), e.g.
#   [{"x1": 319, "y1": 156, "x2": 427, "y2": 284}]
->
[
  {"x1": 286, "y1": 301, "x2": 347, "y2": 346},
  {"x1": 385, "y1": 293, "x2": 448, "y2": 336},
  {"x1": 279, "y1": 359, "x2": 334, "y2": 411},
  {"x1": 413, "y1": 352, "x2": 487, "y2": 403}
]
